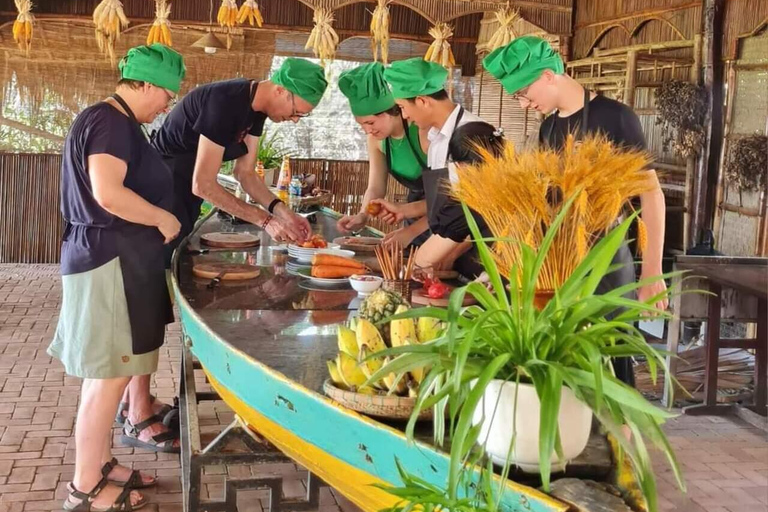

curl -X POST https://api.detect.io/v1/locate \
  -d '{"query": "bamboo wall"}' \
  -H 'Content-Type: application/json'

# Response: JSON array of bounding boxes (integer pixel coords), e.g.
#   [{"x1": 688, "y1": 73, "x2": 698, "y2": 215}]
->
[{"x1": 0, "y1": 153, "x2": 405, "y2": 263}]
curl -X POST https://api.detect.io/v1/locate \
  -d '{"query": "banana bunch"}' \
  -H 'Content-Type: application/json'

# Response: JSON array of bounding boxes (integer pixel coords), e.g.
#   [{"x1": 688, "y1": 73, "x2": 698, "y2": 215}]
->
[
  {"x1": 482, "y1": 5, "x2": 520, "y2": 52},
  {"x1": 93, "y1": 0, "x2": 130, "y2": 65},
  {"x1": 12, "y1": 0, "x2": 34, "y2": 55},
  {"x1": 327, "y1": 306, "x2": 444, "y2": 397},
  {"x1": 424, "y1": 22, "x2": 456, "y2": 70},
  {"x1": 237, "y1": 0, "x2": 263, "y2": 27},
  {"x1": 305, "y1": 7, "x2": 339, "y2": 66},
  {"x1": 146, "y1": 0, "x2": 173, "y2": 47},
  {"x1": 369, "y1": 0, "x2": 390, "y2": 64}
]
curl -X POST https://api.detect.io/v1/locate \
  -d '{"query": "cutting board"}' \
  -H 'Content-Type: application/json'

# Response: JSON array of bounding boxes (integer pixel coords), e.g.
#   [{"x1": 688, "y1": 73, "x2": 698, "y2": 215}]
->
[
  {"x1": 411, "y1": 286, "x2": 476, "y2": 307},
  {"x1": 201, "y1": 232, "x2": 260, "y2": 248},
  {"x1": 192, "y1": 263, "x2": 261, "y2": 281},
  {"x1": 333, "y1": 236, "x2": 381, "y2": 253}
]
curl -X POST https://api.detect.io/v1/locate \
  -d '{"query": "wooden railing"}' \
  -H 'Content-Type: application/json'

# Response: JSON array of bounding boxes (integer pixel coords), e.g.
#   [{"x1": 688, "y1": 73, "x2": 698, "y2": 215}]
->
[{"x1": 0, "y1": 153, "x2": 405, "y2": 263}]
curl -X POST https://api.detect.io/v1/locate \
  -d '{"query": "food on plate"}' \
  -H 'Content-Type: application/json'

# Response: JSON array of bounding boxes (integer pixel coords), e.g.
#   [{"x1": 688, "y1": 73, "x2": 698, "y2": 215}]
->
[
  {"x1": 311, "y1": 254, "x2": 365, "y2": 269},
  {"x1": 366, "y1": 202, "x2": 382, "y2": 216},
  {"x1": 311, "y1": 265, "x2": 365, "y2": 279},
  {"x1": 301, "y1": 234, "x2": 328, "y2": 249},
  {"x1": 344, "y1": 237, "x2": 380, "y2": 246}
]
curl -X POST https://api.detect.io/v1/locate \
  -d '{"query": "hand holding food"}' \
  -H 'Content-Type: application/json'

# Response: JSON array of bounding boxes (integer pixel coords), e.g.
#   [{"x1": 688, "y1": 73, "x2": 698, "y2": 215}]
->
[{"x1": 368, "y1": 199, "x2": 404, "y2": 225}]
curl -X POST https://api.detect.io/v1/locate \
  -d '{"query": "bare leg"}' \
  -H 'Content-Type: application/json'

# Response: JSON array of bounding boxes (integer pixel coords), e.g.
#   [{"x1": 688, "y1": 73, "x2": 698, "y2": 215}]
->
[
  {"x1": 69, "y1": 377, "x2": 144, "y2": 508},
  {"x1": 101, "y1": 423, "x2": 157, "y2": 487}
]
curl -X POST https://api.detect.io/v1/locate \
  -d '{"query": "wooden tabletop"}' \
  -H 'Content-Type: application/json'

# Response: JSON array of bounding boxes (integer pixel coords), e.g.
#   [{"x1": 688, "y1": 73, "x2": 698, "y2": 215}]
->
[{"x1": 674, "y1": 255, "x2": 768, "y2": 298}]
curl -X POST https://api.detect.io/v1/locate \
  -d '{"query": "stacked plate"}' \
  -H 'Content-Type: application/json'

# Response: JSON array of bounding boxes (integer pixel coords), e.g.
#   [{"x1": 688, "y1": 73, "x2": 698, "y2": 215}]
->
[{"x1": 286, "y1": 244, "x2": 344, "y2": 263}]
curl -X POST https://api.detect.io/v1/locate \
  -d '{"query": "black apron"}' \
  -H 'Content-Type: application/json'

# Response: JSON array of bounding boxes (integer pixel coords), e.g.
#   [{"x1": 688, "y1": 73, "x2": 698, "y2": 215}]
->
[
  {"x1": 546, "y1": 89, "x2": 636, "y2": 386},
  {"x1": 162, "y1": 81, "x2": 260, "y2": 266},
  {"x1": 110, "y1": 93, "x2": 174, "y2": 355},
  {"x1": 384, "y1": 117, "x2": 429, "y2": 246}
]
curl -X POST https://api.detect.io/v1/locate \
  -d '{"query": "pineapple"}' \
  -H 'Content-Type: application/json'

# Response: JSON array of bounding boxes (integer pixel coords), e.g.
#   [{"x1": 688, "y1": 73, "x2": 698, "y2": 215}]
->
[{"x1": 357, "y1": 289, "x2": 408, "y2": 340}]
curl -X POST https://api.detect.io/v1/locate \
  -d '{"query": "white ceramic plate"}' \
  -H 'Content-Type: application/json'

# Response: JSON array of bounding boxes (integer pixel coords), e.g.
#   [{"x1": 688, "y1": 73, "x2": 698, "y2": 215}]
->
[
  {"x1": 287, "y1": 244, "x2": 345, "y2": 263},
  {"x1": 288, "y1": 267, "x2": 350, "y2": 286}
]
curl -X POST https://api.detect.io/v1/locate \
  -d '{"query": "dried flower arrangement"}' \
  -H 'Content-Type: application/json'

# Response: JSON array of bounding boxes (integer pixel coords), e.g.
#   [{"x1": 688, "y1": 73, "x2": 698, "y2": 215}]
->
[
  {"x1": 452, "y1": 134, "x2": 654, "y2": 290},
  {"x1": 724, "y1": 134, "x2": 767, "y2": 192},
  {"x1": 655, "y1": 80, "x2": 707, "y2": 158}
]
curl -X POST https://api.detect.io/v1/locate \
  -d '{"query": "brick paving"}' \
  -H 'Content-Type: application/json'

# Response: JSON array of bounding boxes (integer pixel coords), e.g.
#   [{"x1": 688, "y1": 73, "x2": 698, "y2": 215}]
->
[{"x1": 1, "y1": 264, "x2": 766, "y2": 512}]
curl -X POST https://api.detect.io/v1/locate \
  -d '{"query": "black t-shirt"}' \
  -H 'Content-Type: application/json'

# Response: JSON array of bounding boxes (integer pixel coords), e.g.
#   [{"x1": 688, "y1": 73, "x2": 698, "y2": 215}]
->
[
  {"x1": 539, "y1": 94, "x2": 647, "y2": 153},
  {"x1": 152, "y1": 78, "x2": 268, "y2": 162},
  {"x1": 60, "y1": 102, "x2": 173, "y2": 275}
]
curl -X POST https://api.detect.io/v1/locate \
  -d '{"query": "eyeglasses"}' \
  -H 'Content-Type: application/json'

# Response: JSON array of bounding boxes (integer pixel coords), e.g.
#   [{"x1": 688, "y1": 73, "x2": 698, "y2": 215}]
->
[
  {"x1": 156, "y1": 86, "x2": 177, "y2": 109},
  {"x1": 510, "y1": 86, "x2": 531, "y2": 101},
  {"x1": 290, "y1": 93, "x2": 311, "y2": 119}
]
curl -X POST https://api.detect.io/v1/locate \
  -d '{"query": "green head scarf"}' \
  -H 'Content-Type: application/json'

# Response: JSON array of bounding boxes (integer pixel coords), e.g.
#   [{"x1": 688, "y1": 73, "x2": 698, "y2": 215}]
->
[
  {"x1": 271, "y1": 58, "x2": 328, "y2": 107},
  {"x1": 338, "y1": 62, "x2": 395, "y2": 117},
  {"x1": 118, "y1": 43, "x2": 186, "y2": 93},
  {"x1": 482, "y1": 36, "x2": 564, "y2": 95},
  {"x1": 383, "y1": 58, "x2": 448, "y2": 100}
]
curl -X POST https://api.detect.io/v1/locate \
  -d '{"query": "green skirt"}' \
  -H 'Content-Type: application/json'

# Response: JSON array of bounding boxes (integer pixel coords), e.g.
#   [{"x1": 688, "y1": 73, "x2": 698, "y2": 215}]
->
[{"x1": 48, "y1": 257, "x2": 159, "y2": 379}]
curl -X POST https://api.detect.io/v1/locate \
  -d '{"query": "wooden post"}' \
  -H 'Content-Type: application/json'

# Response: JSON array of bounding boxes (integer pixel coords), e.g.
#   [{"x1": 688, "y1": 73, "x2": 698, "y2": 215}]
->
[
  {"x1": 624, "y1": 50, "x2": 638, "y2": 107},
  {"x1": 683, "y1": 35, "x2": 703, "y2": 252},
  {"x1": 690, "y1": 0, "x2": 726, "y2": 249}
]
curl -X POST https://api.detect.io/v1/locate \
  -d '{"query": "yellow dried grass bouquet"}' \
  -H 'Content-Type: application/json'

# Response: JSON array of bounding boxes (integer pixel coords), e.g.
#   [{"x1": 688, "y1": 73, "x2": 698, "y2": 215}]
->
[{"x1": 452, "y1": 134, "x2": 654, "y2": 290}]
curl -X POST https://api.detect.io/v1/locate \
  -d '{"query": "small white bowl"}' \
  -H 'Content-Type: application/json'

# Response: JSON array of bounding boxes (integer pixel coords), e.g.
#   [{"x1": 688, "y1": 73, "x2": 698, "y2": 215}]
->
[{"x1": 349, "y1": 275, "x2": 383, "y2": 296}]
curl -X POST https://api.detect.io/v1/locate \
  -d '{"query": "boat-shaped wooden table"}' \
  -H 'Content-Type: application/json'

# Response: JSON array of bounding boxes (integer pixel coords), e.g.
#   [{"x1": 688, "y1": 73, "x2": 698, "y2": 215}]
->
[{"x1": 173, "y1": 209, "x2": 642, "y2": 512}]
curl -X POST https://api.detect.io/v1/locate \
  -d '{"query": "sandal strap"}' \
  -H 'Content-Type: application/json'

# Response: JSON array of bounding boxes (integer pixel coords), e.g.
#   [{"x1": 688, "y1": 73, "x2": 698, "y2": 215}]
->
[
  {"x1": 151, "y1": 430, "x2": 177, "y2": 444},
  {"x1": 127, "y1": 414, "x2": 164, "y2": 432},
  {"x1": 112, "y1": 485, "x2": 138, "y2": 511},
  {"x1": 101, "y1": 457, "x2": 119, "y2": 478}
]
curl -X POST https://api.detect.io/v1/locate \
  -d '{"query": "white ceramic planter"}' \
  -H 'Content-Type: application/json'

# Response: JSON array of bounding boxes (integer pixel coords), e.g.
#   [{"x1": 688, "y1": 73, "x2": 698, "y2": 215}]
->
[{"x1": 471, "y1": 380, "x2": 592, "y2": 473}]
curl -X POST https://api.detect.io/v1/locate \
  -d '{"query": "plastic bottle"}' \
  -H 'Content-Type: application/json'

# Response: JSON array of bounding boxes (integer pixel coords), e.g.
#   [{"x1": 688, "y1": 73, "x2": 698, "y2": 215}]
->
[
  {"x1": 289, "y1": 177, "x2": 303, "y2": 211},
  {"x1": 276, "y1": 156, "x2": 291, "y2": 203}
]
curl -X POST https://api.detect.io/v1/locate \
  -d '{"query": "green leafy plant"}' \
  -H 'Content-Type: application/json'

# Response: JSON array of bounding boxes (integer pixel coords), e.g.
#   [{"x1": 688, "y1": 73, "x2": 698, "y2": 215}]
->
[
  {"x1": 258, "y1": 129, "x2": 293, "y2": 170},
  {"x1": 367, "y1": 199, "x2": 687, "y2": 512}
]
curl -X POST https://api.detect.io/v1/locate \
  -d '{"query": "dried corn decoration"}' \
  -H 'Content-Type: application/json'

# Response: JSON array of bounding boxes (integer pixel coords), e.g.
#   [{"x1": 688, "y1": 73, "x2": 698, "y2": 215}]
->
[
  {"x1": 482, "y1": 5, "x2": 519, "y2": 52},
  {"x1": 93, "y1": 0, "x2": 130, "y2": 65},
  {"x1": 424, "y1": 23, "x2": 456, "y2": 69},
  {"x1": 305, "y1": 7, "x2": 339, "y2": 67},
  {"x1": 146, "y1": 0, "x2": 173, "y2": 47},
  {"x1": 370, "y1": 0, "x2": 390, "y2": 63},
  {"x1": 12, "y1": 0, "x2": 35, "y2": 56},
  {"x1": 237, "y1": 0, "x2": 264, "y2": 27},
  {"x1": 217, "y1": 0, "x2": 238, "y2": 49}
]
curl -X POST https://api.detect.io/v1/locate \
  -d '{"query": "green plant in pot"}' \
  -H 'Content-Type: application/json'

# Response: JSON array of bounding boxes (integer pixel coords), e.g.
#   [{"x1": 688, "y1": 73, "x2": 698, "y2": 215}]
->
[
  {"x1": 258, "y1": 129, "x2": 293, "y2": 181},
  {"x1": 367, "y1": 199, "x2": 687, "y2": 512}
]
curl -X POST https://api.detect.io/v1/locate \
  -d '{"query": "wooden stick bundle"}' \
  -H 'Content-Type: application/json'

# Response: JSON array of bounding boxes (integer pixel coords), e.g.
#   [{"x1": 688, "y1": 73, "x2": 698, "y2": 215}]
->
[{"x1": 375, "y1": 243, "x2": 416, "y2": 281}]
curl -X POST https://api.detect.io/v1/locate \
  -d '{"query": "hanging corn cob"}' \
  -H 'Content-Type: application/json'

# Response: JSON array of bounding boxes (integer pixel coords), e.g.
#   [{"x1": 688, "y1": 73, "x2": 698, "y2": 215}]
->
[
  {"x1": 305, "y1": 7, "x2": 339, "y2": 67},
  {"x1": 93, "y1": 0, "x2": 130, "y2": 65},
  {"x1": 424, "y1": 23, "x2": 455, "y2": 70},
  {"x1": 146, "y1": 0, "x2": 173, "y2": 47},
  {"x1": 237, "y1": 0, "x2": 264, "y2": 28},
  {"x1": 369, "y1": 0, "x2": 390, "y2": 64},
  {"x1": 217, "y1": 0, "x2": 238, "y2": 49},
  {"x1": 12, "y1": 0, "x2": 35, "y2": 56},
  {"x1": 483, "y1": 5, "x2": 520, "y2": 52}
]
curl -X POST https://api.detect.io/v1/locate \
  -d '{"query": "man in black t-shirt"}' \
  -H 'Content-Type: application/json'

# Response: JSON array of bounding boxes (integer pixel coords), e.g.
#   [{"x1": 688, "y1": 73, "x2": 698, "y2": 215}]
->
[{"x1": 153, "y1": 58, "x2": 328, "y2": 253}]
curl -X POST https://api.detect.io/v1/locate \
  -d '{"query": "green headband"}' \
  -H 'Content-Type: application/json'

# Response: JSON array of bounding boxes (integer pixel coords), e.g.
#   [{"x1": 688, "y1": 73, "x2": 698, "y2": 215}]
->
[
  {"x1": 338, "y1": 62, "x2": 395, "y2": 117},
  {"x1": 482, "y1": 36, "x2": 564, "y2": 95},
  {"x1": 119, "y1": 43, "x2": 186, "y2": 93},
  {"x1": 271, "y1": 58, "x2": 328, "y2": 107},
  {"x1": 383, "y1": 58, "x2": 448, "y2": 100}
]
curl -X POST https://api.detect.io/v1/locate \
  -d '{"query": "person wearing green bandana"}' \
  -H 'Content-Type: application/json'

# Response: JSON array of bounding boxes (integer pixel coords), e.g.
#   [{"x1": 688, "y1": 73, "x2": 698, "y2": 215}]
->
[
  {"x1": 50, "y1": 44, "x2": 185, "y2": 511},
  {"x1": 153, "y1": 57, "x2": 328, "y2": 253},
  {"x1": 483, "y1": 35, "x2": 668, "y2": 391},
  {"x1": 380, "y1": 57, "x2": 502, "y2": 278},
  {"x1": 336, "y1": 62, "x2": 430, "y2": 248}
]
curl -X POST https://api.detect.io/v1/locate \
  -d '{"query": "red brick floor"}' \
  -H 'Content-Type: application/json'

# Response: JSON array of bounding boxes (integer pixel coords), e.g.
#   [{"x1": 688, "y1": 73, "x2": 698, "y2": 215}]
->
[{"x1": 1, "y1": 264, "x2": 766, "y2": 512}]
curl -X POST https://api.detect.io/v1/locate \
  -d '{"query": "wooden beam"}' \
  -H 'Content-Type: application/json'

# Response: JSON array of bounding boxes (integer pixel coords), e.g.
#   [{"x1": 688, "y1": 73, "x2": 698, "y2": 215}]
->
[
  {"x1": 574, "y1": 2, "x2": 701, "y2": 30},
  {"x1": 0, "y1": 115, "x2": 65, "y2": 143},
  {"x1": 594, "y1": 39, "x2": 694, "y2": 57},
  {"x1": 624, "y1": 50, "x2": 638, "y2": 107}
]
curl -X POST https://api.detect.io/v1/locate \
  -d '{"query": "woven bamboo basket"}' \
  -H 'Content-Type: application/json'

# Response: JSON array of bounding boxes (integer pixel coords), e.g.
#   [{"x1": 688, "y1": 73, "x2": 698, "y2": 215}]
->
[
  {"x1": 382, "y1": 279, "x2": 412, "y2": 302},
  {"x1": 323, "y1": 380, "x2": 433, "y2": 420}
]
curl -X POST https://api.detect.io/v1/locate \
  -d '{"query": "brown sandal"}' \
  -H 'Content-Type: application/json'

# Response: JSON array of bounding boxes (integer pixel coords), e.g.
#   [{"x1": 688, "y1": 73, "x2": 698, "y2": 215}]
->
[
  {"x1": 63, "y1": 461, "x2": 148, "y2": 511},
  {"x1": 102, "y1": 457, "x2": 157, "y2": 489}
]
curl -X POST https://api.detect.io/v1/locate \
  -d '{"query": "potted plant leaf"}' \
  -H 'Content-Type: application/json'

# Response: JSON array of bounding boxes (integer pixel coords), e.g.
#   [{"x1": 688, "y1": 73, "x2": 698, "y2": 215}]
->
[
  {"x1": 258, "y1": 129, "x2": 293, "y2": 186},
  {"x1": 366, "y1": 136, "x2": 687, "y2": 512}
]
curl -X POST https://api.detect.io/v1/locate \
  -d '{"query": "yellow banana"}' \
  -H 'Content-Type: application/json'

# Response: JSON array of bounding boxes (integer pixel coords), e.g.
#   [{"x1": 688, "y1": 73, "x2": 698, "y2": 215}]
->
[
  {"x1": 337, "y1": 325, "x2": 358, "y2": 358},
  {"x1": 327, "y1": 358, "x2": 344, "y2": 386},
  {"x1": 337, "y1": 352, "x2": 367, "y2": 388}
]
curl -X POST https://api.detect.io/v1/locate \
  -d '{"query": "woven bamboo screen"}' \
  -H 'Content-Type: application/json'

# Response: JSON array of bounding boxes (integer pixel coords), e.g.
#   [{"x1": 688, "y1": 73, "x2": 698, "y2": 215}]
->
[
  {"x1": 0, "y1": 153, "x2": 404, "y2": 263},
  {"x1": 0, "y1": 153, "x2": 64, "y2": 263},
  {"x1": 714, "y1": 26, "x2": 768, "y2": 256}
]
